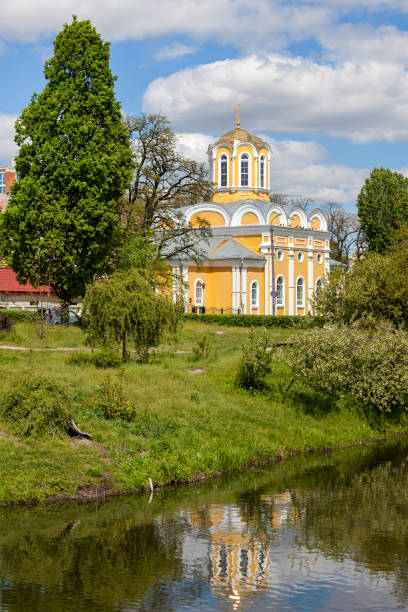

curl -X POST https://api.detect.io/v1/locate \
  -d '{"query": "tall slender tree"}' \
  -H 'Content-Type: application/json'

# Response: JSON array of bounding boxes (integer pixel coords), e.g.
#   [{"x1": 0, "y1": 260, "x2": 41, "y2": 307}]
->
[{"x1": 2, "y1": 17, "x2": 133, "y2": 308}]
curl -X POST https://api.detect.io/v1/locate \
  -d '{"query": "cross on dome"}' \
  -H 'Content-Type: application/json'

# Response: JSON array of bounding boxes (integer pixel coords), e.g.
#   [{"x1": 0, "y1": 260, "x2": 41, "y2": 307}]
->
[{"x1": 233, "y1": 104, "x2": 245, "y2": 128}]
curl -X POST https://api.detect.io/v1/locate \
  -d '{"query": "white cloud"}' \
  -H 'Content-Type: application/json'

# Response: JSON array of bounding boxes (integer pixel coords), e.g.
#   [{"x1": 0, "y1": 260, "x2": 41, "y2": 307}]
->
[
  {"x1": 176, "y1": 133, "x2": 213, "y2": 163},
  {"x1": 269, "y1": 138, "x2": 369, "y2": 204},
  {"x1": 321, "y1": 24, "x2": 408, "y2": 64},
  {"x1": 0, "y1": 1, "x2": 333, "y2": 48},
  {"x1": 2, "y1": 1, "x2": 408, "y2": 73},
  {"x1": 0, "y1": 114, "x2": 17, "y2": 167},
  {"x1": 143, "y1": 53, "x2": 408, "y2": 143},
  {"x1": 155, "y1": 42, "x2": 198, "y2": 61}
]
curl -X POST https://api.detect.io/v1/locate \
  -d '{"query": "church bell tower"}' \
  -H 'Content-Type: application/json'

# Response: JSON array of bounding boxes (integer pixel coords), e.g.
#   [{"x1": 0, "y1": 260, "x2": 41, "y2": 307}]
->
[{"x1": 208, "y1": 106, "x2": 272, "y2": 204}]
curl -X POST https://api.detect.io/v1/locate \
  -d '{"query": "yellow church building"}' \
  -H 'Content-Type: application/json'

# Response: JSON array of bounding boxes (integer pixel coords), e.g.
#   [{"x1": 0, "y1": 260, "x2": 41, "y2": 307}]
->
[{"x1": 170, "y1": 114, "x2": 330, "y2": 316}]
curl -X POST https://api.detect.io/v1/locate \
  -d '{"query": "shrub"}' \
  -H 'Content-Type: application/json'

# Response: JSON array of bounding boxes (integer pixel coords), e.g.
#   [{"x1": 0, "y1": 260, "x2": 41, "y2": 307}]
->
[
  {"x1": 91, "y1": 376, "x2": 136, "y2": 421},
  {"x1": 67, "y1": 351, "x2": 91, "y2": 366},
  {"x1": 90, "y1": 349, "x2": 122, "y2": 369},
  {"x1": 0, "y1": 373, "x2": 71, "y2": 437},
  {"x1": 0, "y1": 313, "x2": 15, "y2": 331},
  {"x1": 68, "y1": 349, "x2": 121, "y2": 368},
  {"x1": 288, "y1": 325, "x2": 408, "y2": 414},
  {"x1": 0, "y1": 309, "x2": 40, "y2": 323},
  {"x1": 234, "y1": 329, "x2": 274, "y2": 391},
  {"x1": 183, "y1": 313, "x2": 324, "y2": 329},
  {"x1": 192, "y1": 335, "x2": 211, "y2": 359}
]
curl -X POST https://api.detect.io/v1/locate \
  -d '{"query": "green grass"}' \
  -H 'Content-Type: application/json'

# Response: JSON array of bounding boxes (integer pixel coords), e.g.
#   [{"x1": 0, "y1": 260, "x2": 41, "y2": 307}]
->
[
  {"x1": 0, "y1": 321, "x2": 406, "y2": 504},
  {"x1": 0, "y1": 321, "x2": 86, "y2": 349}
]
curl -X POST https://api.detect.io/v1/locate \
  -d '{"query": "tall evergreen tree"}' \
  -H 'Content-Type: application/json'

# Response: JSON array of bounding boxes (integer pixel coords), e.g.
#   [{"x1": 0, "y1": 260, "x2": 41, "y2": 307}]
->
[
  {"x1": 357, "y1": 167, "x2": 408, "y2": 253},
  {"x1": 2, "y1": 17, "x2": 133, "y2": 304}
]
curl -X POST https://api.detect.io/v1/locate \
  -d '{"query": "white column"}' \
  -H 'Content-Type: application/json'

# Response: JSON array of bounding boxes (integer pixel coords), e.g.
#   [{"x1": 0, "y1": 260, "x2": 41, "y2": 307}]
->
[
  {"x1": 269, "y1": 247, "x2": 273, "y2": 315},
  {"x1": 254, "y1": 157, "x2": 258, "y2": 189},
  {"x1": 172, "y1": 265, "x2": 178, "y2": 304},
  {"x1": 236, "y1": 265, "x2": 241, "y2": 313},
  {"x1": 288, "y1": 250, "x2": 295, "y2": 315},
  {"x1": 325, "y1": 252, "x2": 330, "y2": 278},
  {"x1": 182, "y1": 265, "x2": 188, "y2": 312},
  {"x1": 264, "y1": 253, "x2": 269, "y2": 315},
  {"x1": 307, "y1": 252, "x2": 314, "y2": 314},
  {"x1": 232, "y1": 266, "x2": 236, "y2": 313},
  {"x1": 231, "y1": 156, "x2": 236, "y2": 188},
  {"x1": 241, "y1": 264, "x2": 247, "y2": 314}
]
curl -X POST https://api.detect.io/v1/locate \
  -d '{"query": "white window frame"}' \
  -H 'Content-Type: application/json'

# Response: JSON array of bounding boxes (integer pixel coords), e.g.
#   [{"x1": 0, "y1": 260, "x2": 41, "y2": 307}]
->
[
  {"x1": 296, "y1": 277, "x2": 305, "y2": 308},
  {"x1": 194, "y1": 278, "x2": 204, "y2": 307},
  {"x1": 239, "y1": 152, "x2": 251, "y2": 187},
  {"x1": 259, "y1": 154, "x2": 265, "y2": 188},
  {"x1": 250, "y1": 280, "x2": 259, "y2": 309},
  {"x1": 277, "y1": 250, "x2": 284, "y2": 262},
  {"x1": 315, "y1": 277, "x2": 323, "y2": 292},
  {"x1": 297, "y1": 251, "x2": 304, "y2": 263},
  {"x1": 218, "y1": 153, "x2": 229, "y2": 188},
  {"x1": 0, "y1": 172, "x2": 5, "y2": 194},
  {"x1": 276, "y1": 275, "x2": 285, "y2": 307},
  {"x1": 317, "y1": 252, "x2": 323, "y2": 264}
]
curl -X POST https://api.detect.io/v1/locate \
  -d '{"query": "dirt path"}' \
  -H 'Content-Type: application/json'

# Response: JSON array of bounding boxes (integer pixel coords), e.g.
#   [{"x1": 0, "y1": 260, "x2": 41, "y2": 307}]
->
[{"x1": 0, "y1": 345, "x2": 88, "y2": 351}]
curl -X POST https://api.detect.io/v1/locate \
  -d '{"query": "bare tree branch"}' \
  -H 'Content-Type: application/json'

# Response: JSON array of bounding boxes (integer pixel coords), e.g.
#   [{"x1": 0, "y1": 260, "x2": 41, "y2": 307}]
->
[{"x1": 119, "y1": 114, "x2": 213, "y2": 262}]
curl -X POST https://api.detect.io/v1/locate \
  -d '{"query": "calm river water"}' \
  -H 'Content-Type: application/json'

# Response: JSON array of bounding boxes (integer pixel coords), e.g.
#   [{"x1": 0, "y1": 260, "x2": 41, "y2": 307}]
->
[{"x1": 1, "y1": 438, "x2": 408, "y2": 611}]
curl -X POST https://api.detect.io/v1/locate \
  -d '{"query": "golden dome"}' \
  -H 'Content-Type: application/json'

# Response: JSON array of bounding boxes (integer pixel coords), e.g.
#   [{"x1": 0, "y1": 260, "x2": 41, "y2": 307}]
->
[{"x1": 214, "y1": 127, "x2": 264, "y2": 149}]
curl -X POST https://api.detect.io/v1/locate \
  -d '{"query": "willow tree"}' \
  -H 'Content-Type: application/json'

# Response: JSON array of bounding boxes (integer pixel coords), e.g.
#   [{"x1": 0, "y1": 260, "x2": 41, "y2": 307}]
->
[
  {"x1": 2, "y1": 17, "x2": 133, "y2": 309},
  {"x1": 83, "y1": 269, "x2": 181, "y2": 362}
]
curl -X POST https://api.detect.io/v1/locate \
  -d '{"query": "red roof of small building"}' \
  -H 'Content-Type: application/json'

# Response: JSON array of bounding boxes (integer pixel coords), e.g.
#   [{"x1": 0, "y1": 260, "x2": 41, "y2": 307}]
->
[{"x1": 0, "y1": 268, "x2": 54, "y2": 295}]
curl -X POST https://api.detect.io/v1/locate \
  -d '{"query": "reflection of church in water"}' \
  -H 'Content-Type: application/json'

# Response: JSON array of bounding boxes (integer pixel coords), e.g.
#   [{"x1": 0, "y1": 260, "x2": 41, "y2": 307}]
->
[{"x1": 188, "y1": 491, "x2": 299, "y2": 608}]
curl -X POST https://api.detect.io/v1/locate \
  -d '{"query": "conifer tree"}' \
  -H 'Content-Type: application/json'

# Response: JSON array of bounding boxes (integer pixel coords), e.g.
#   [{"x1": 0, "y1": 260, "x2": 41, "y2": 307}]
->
[{"x1": 2, "y1": 17, "x2": 133, "y2": 306}]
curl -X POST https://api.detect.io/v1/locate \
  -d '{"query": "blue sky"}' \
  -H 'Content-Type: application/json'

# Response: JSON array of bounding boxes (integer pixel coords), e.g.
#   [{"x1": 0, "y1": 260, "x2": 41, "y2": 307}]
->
[{"x1": 2, "y1": 0, "x2": 408, "y2": 208}]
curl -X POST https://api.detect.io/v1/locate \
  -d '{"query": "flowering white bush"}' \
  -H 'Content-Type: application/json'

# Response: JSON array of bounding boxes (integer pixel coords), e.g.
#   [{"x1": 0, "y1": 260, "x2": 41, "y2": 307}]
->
[{"x1": 289, "y1": 326, "x2": 408, "y2": 413}]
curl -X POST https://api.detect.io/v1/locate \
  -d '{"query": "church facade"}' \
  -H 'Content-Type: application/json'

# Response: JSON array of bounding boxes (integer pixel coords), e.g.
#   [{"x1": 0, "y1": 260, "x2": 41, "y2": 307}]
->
[{"x1": 170, "y1": 119, "x2": 330, "y2": 316}]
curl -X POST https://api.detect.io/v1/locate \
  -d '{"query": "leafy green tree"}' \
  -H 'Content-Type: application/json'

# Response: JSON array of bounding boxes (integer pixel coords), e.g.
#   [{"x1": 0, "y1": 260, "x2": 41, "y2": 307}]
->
[
  {"x1": 357, "y1": 167, "x2": 408, "y2": 253},
  {"x1": 314, "y1": 225, "x2": 408, "y2": 325},
  {"x1": 83, "y1": 269, "x2": 181, "y2": 362},
  {"x1": 1, "y1": 17, "x2": 133, "y2": 307}
]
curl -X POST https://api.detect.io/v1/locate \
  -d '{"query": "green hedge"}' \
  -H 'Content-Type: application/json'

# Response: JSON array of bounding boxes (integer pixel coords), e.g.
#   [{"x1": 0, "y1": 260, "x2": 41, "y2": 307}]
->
[
  {"x1": 183, "y1": 313, "x2": 325, "y2": 329},
  {"x1": 0, "y1": 309, "x2": 40, "y2": 323}
]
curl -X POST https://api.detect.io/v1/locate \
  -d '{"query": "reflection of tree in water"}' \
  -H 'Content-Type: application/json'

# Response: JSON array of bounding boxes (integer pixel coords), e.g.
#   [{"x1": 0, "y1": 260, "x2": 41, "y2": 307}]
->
[
  {"x1": 290, "y1": 454, "x2": 408, "y2": 607},
  {"x1": 0, "y1": 515, "x2": 187, "y2": 611}
]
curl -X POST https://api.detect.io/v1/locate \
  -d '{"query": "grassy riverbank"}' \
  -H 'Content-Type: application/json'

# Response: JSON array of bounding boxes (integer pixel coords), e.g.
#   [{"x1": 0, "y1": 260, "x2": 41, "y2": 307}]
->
[{"x1": 0, "y1": 321, "x2": 407, "y2": 504}]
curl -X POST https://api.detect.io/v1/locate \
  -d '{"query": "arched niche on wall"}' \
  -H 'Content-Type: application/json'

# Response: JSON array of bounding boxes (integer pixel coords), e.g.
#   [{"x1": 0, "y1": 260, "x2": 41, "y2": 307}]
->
[
  {"x1": 189, "y1": 211, "x2": 226, "y2": 227},
  {"x1": 241, "y1": 212, "x2": 259, "y2": 225}
]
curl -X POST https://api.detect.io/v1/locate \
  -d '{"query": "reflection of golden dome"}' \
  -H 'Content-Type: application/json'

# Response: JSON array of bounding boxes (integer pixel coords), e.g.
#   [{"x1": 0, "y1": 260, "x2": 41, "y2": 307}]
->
[{"x1": 214, "y1": 127, "x2": 264, "y2": 149}]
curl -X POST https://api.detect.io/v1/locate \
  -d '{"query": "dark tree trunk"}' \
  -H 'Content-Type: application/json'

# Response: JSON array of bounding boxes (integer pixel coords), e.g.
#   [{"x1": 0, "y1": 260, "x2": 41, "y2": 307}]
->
[
  {"x1": 122, "y1": 330, "x2": 128, "y2": 362},
  {"x1": 60, "y1": 300, "x2": 70, "y2": 326}
]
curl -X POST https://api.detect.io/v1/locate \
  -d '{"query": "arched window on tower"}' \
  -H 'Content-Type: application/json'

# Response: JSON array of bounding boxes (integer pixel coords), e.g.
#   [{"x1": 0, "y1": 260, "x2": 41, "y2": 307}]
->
[
  {"x1": 240, "y1": 153, "x2": 249, "y2": 187},
  {"x1": 220, "y1": 154, "x2": 228, "y2": 187},
  {"x1": 296, "y1": 278, "x2": 304, "y2": 308},
  {"x1": 315, "y1": 278, "x2": 323, "y2": 293},
  {"x1": 259, "y1": 155, "x2": 265, "y2": 188},
  {"x1": 276, "y1": 276, "x2": 284, "y2": 307}
]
